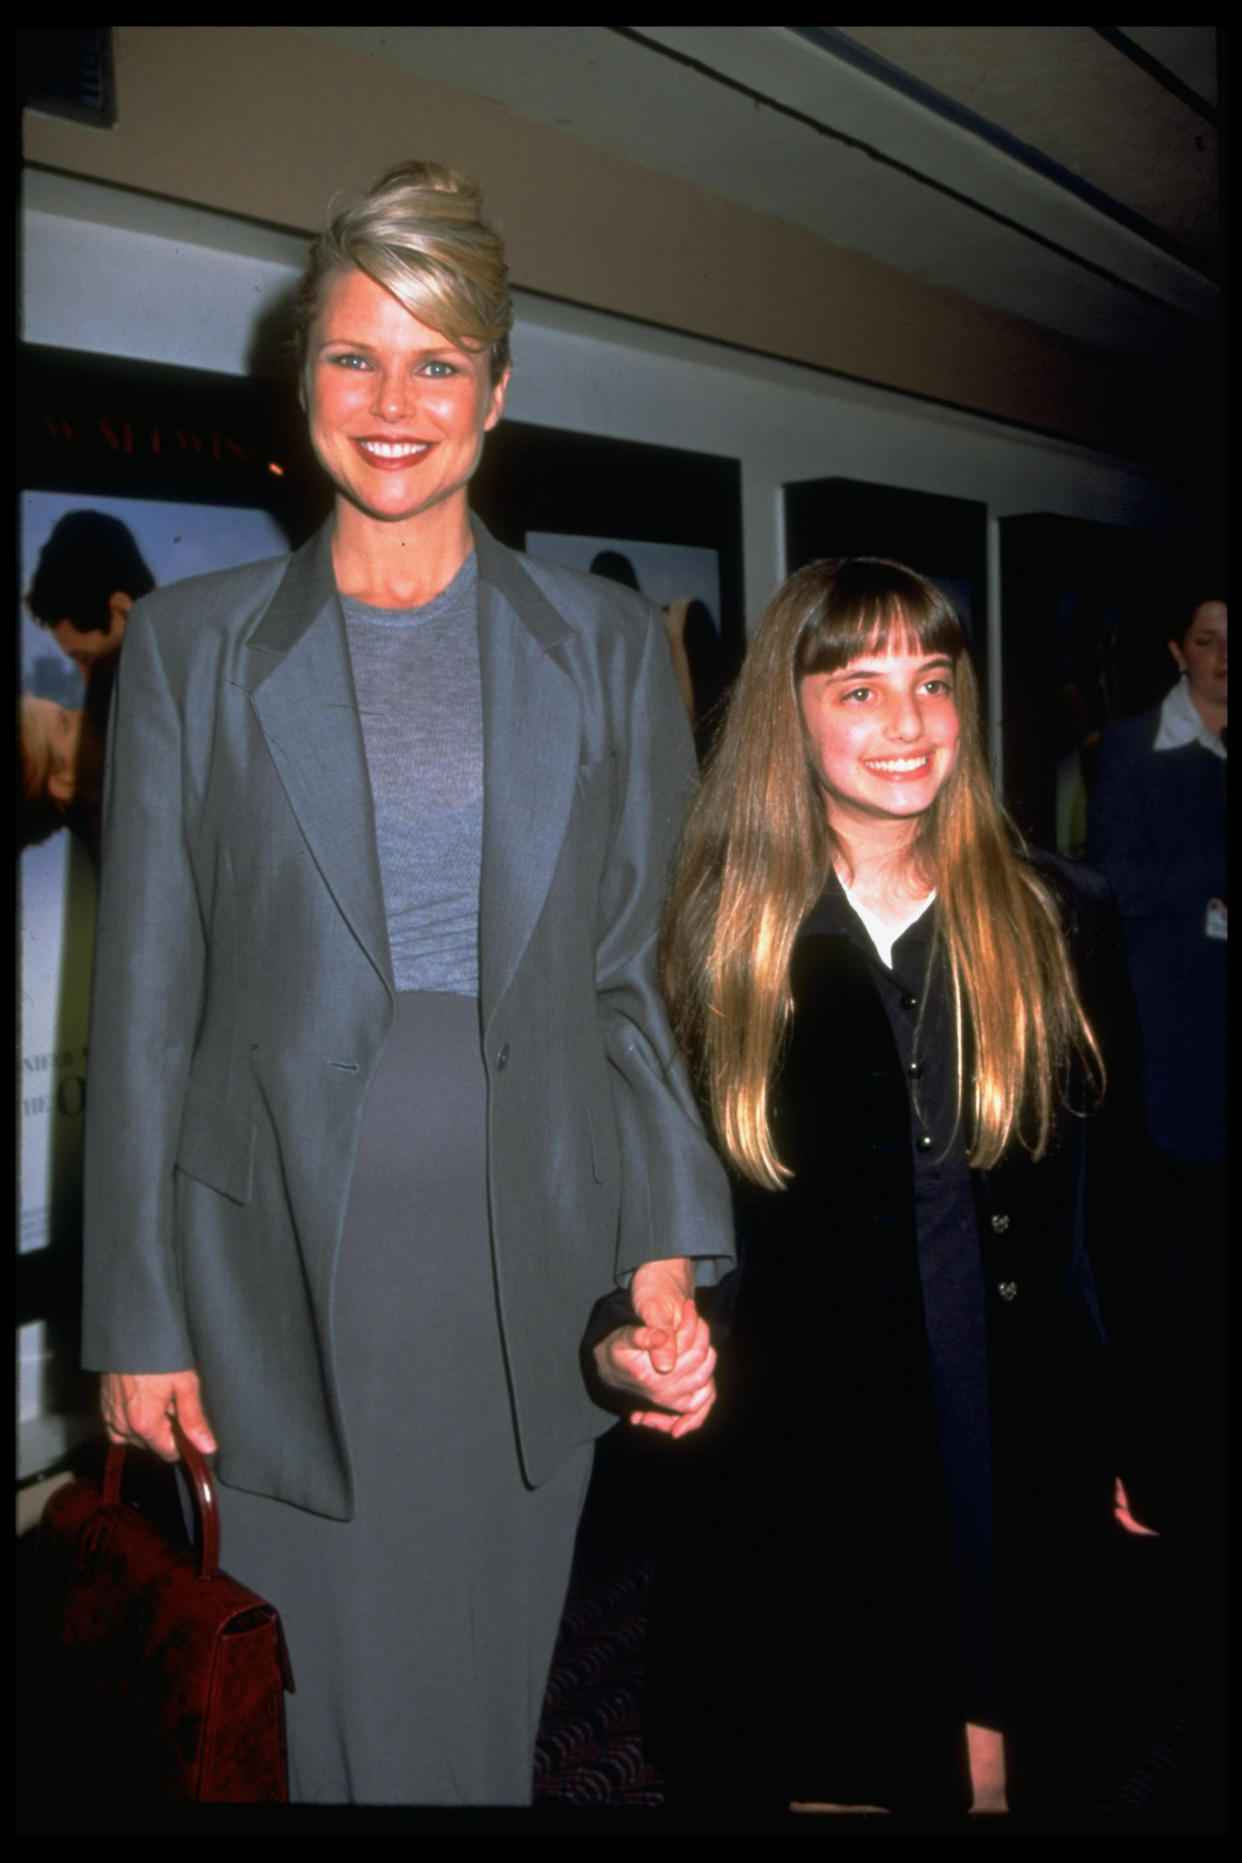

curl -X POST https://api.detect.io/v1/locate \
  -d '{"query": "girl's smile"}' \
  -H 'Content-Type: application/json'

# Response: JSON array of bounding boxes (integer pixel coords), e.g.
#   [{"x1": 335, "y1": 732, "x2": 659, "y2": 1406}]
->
[{"x1": 800, "y1": 641, "x2": 961, "y2": 836}]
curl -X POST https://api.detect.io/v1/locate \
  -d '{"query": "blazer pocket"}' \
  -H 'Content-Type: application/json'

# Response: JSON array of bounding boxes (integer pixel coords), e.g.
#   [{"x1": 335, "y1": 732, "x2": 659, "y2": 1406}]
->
[{"x1": 175, "y1": 1075, "x2": 256, "y2": 1206}]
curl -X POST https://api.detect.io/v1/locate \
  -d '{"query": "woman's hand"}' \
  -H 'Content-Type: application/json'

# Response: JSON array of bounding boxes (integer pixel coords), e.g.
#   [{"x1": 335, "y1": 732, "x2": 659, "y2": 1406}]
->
[
  {"x1": 593, "y1": 1257, "x2": 717, "y2": 1437},
  {"x1": 100, "y1": 1370, "x2": 217, "y2": 1462}
]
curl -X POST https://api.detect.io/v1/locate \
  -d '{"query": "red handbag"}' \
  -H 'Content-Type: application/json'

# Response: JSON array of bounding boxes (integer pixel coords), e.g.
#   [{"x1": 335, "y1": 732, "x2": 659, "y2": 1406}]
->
[{"x1": 34, "y1": 1419, "x2": 294, "y2": 1803}]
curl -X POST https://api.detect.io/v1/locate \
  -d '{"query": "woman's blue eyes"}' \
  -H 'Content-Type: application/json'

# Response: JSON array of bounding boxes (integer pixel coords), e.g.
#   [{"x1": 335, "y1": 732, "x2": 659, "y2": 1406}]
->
[{"x1": 327, "y1": 354, "x2": 458, "y2": 376}]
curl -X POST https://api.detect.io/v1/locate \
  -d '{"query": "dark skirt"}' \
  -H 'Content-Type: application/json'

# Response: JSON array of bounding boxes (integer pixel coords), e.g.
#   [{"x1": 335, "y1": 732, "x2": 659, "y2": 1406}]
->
[{"x1": 214, "y1": 991, "x2": 592, "y2": 1805}]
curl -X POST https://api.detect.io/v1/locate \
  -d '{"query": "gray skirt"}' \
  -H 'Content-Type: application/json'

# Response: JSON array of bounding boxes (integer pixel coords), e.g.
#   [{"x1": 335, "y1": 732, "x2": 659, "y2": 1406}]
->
[{"x1": 213, "y1": 992, "x2": 593, "y2": 1806}]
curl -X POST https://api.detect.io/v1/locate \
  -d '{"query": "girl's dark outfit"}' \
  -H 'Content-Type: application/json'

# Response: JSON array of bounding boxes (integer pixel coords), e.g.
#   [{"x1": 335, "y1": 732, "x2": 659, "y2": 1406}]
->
[{"x1": 650, "y1": 854, "x2": 1182, "y2": 1815}]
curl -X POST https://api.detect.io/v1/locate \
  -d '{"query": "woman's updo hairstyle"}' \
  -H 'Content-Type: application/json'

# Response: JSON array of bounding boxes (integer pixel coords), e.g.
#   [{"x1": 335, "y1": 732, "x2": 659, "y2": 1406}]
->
[{"x1": 296, "y1": 161, "x2": 513, "y2": 385}]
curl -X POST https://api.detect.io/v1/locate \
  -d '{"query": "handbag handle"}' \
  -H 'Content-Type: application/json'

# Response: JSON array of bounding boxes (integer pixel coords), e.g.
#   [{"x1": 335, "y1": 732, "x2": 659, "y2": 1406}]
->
[{"x1": 102, "y1": 1416, "x2": 221, "y2": 1579}]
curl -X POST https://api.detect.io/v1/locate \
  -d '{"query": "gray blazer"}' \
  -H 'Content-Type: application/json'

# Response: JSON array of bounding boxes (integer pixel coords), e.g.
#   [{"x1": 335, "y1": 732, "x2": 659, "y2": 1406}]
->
[{"x1": 82, "y1": 518, "x2": 733, "y2": 1518}]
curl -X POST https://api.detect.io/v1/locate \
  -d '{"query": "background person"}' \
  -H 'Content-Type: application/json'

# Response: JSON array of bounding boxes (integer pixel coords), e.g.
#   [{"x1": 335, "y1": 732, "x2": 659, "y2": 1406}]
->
[
  {"x1": 1088, "y1": 595, "x2": 1226, "y2": 1168},
  {"x1": 82, "y1": 161, "x2": 731, "y2": 1807},
  {"x1": 1088, "y1": 593, "x2": 1226, "y2": 1657},
  {"x1": 651, "y1": 557, "x2": 1182, "y2": 1817},
  {"x1": 20, "y1": 512, "x2": 152, "y2": 850},
  {"x1": 26, "y1": 510, "x2": 155, "y2": 719}
]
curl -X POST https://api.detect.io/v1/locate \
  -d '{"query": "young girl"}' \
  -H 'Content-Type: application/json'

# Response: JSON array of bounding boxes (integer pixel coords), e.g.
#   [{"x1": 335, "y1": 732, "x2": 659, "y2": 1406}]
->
[{"x1": 653, "y1": 558, "x2": 1181, "y2": 1817}]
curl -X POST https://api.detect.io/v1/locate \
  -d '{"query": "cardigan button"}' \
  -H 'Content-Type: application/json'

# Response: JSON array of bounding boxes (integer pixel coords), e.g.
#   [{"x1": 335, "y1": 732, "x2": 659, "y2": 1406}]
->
[
  {"x1": 901, "y1": 993, "x2": 919, "y2": 1012},
  {"x1": 991, "y1": 1213, "x2": 1011, "y2": 1234},
  {"x1": 997, "y1": 1280, "x2": 1018, "y2": 1302},
  {"x1": 915, "y1": 1133, "x2": 933, "y2": 1153},
  {"x1": 907, "y1": 1061, "x2": 924, "y2": 1079},
  {"x1": 495, "y1": 1044, "x2": 510, "y2": 1071}
]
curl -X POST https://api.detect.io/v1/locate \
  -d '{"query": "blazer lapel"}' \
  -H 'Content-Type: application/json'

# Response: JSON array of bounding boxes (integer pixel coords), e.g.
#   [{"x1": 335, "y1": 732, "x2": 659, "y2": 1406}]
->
[
  {"x1": 474, "y1": 521, "x2": 581, "y2": 1019},
  {"x1": 235, "y1": 515, "x2": 580, "y2": 1014},
  {"x1": 241, "y1": 525, "x2": 393, "y2": 995}
]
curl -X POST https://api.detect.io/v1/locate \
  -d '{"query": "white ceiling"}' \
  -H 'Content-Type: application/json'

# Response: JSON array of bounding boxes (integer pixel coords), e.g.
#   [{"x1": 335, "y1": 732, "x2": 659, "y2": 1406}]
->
[{"x1": 304, "y1": 25, "x2": 1220, "y2": 375}]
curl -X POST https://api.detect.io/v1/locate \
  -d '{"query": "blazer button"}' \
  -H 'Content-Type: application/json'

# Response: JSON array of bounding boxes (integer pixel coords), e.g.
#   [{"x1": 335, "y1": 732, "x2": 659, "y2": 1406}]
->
[
  {"x1": 916, "y1": 1133, "x2": 933, "y2": 1153},
  {"x1": 908, "y1": 1061, "x2": 924, "y2": 1079},
  {"x1": 997, "y1": 1280, "x2": 1018, "y2": 1302},
  {"x1": 495, "y1": 1044, "x2": 510, "y2": 1071},
  {"x1": 901, "y1": 993, "x2": 919, "y2": 1012},
  {"x1": 991, "y1": 1212, "x2": 1010, "y2": 1234}
]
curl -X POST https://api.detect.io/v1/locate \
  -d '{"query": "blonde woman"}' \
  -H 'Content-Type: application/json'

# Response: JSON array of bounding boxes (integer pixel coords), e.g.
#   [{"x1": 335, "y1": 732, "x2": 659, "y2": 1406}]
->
[
  {"x1": 652, "y1": 558, "x2": 1181, "y2": 1817},
  {"x1": 82, "y1": 162, "x2": 731, "y2": 1805}
]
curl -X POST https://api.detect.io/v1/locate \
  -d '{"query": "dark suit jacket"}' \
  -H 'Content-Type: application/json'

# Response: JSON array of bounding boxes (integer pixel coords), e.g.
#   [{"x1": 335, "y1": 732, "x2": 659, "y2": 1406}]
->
[
  {"x1": 1088, "y1": 704, "x2": 1227, "y2": 1160},
  {"x1": 81, "y1": 518, "x2": 733, "y2": 1517}
]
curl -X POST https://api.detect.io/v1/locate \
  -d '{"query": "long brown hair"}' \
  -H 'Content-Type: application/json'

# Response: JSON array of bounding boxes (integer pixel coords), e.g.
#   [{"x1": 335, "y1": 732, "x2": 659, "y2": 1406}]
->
[{"x1": 661, "y1": 557, "x2": 1102, "y2": 1188}]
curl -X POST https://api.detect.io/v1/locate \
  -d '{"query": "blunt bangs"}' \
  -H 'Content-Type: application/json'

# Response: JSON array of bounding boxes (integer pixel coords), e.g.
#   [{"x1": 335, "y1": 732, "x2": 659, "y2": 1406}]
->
[{"x1": 794, "y1": 559, "x2": 964, "y2": 679}]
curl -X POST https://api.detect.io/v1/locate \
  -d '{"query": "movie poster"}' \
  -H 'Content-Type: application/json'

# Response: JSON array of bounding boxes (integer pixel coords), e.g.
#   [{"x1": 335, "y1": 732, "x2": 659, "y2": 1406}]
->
[{"x1": 18, "y1": 491, "x2": 288, "y2": 1470}]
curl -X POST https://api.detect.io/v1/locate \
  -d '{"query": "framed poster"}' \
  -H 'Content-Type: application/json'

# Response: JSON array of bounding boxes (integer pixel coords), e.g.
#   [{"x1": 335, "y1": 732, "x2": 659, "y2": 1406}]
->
[
  {"x1": 998, "y1": 515, "x2": 1184, "y2": 853},
  {"x1": 473, "y1": 422, "x2": 744, "y2": 758},
  {"x1": 16, "y1": 345, "x2": 326, "y2": 1481},
  {"x1": 783, "y1": 476, "x2": 988, "y2": 663}
]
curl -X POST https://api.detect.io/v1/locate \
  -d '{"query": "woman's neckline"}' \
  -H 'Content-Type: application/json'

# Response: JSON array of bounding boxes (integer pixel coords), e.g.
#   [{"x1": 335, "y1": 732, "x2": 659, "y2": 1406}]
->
[{"x1": 339, "y1": 549, "x2": 477, "y2": 619}]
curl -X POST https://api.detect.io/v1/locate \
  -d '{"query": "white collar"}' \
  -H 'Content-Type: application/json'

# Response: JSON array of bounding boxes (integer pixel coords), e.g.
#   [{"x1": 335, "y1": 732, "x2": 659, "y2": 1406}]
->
[
  {"x1": 838, "y1": 878, "x2": 935, "y2": 972},
  {"x1": 1153, "y1": 677, "x2": 1227, "y2": 760}
]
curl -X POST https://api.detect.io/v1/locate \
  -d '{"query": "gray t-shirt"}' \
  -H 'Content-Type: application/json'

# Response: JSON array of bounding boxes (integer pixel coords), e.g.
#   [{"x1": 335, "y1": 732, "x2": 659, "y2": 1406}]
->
[{"x1": 342, "y1": 552, "x2": 482, "y2": 995}]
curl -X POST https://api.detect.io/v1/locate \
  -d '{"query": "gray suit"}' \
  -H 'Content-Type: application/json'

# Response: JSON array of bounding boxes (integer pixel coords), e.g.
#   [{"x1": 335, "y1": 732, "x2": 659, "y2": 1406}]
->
[{"x1": 82, "y1": 518, "x2": 732, "y2": 1518}]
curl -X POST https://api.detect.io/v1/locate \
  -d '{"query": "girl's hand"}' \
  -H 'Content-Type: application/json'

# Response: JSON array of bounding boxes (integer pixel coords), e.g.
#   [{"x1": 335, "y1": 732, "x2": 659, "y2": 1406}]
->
[{"x1": 593, "y1": 1258, "x2": 717, "y2": 1437}]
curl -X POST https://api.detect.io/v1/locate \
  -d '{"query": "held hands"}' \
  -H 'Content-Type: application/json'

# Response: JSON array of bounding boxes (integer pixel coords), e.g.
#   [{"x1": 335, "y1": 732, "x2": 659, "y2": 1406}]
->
[
  {"x1": 100, "y1": 1370, "x2": 217, "y2": 1463},
  {"x1": 593, "y1": 1257, "x2": 717, "y2": 1438}
]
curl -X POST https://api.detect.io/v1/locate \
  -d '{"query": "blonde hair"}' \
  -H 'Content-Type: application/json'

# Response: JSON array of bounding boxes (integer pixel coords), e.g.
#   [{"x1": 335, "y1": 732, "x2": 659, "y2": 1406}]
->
[
  {"x1": 18, "y1": 694, "x2": 53, "y2": 805},
  {"x1": 661, "y1": 557, "x2": 1102, "y2": 1188},
  {"x1": 296, "y1": 161, "x2": 513, "y2": 384}
]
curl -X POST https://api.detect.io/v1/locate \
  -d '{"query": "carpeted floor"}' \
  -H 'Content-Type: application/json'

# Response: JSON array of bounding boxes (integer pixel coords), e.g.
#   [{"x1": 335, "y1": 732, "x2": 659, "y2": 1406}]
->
[
  {"x1": 16, "y1": 1426, "x2": 1223, "y2": 1831},
  {"x1": 534, "y1": 1557, "x2": 664, "y2": 1807},
  {"x1": 533, "y1": 1427, "x2": 1227, "y2": 1828}
]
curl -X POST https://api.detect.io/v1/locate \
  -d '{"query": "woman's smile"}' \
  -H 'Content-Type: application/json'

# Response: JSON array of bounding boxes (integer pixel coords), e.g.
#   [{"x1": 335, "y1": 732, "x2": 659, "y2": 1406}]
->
[
  {"x1": 305, "y1": 268, "x2": 507, "y2": 533},
  {"x1": 352, "y1": 438, "x2": 433, "y2": 465}
]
